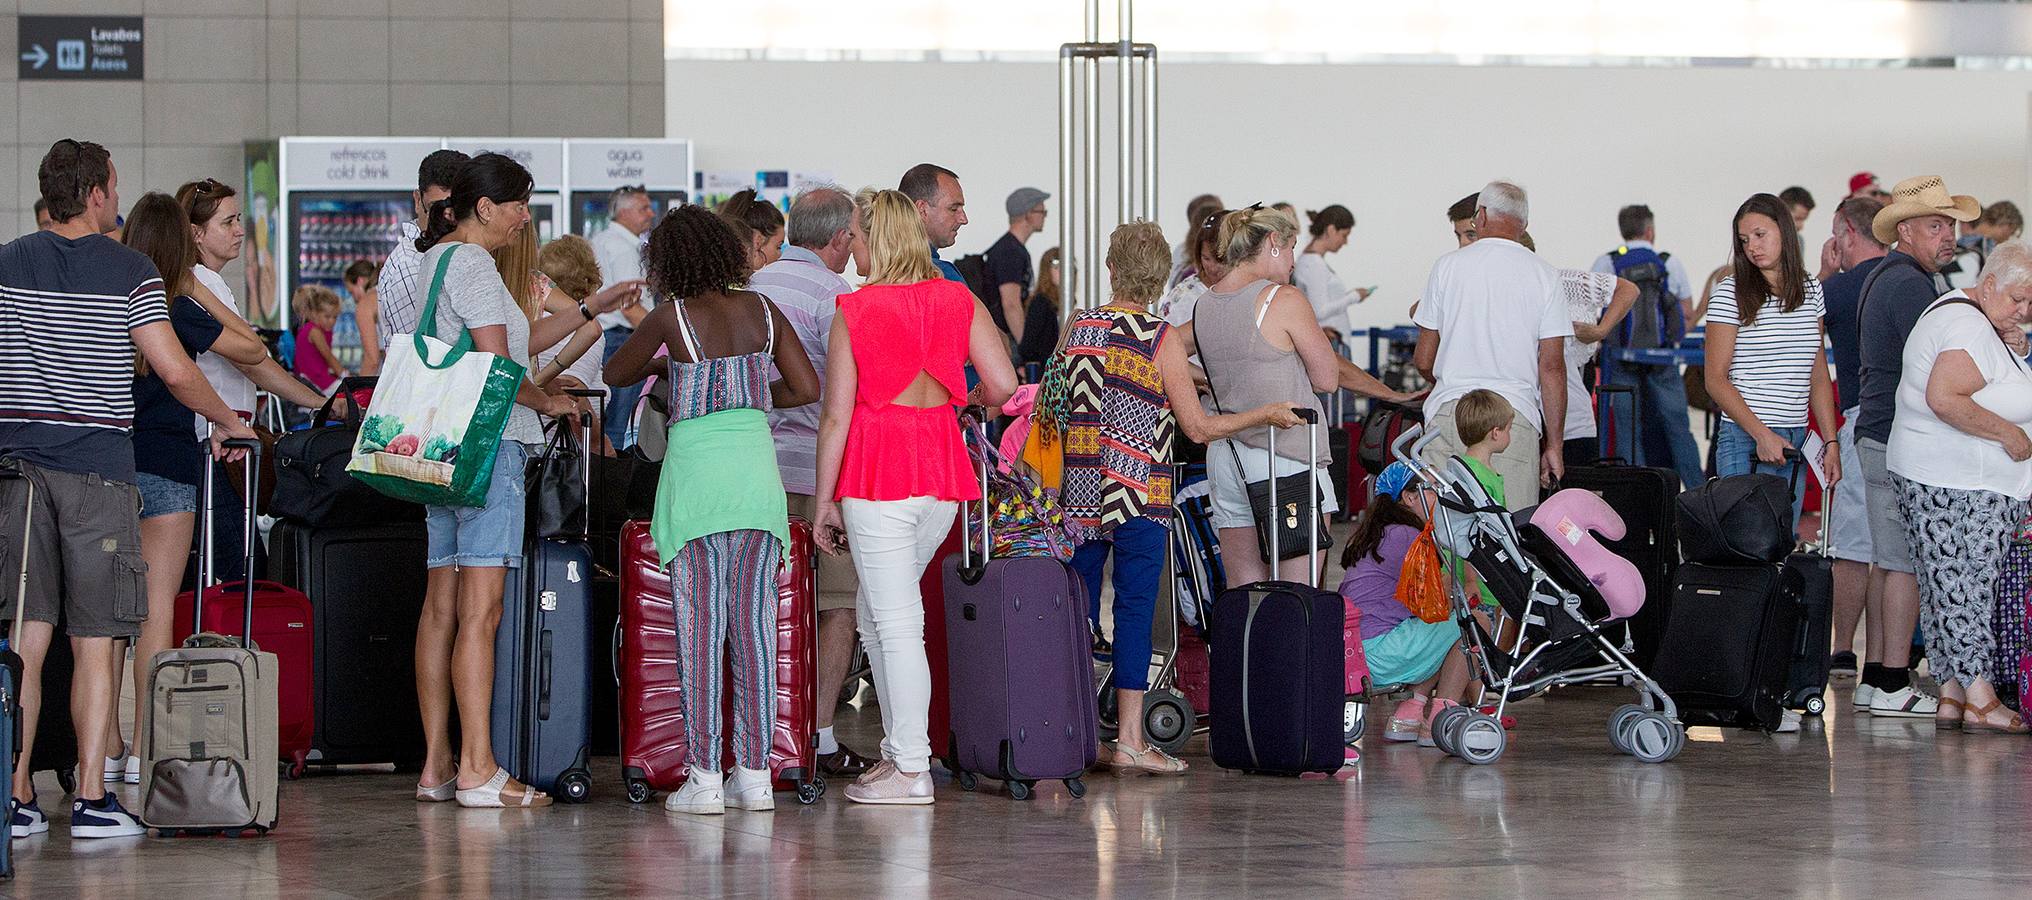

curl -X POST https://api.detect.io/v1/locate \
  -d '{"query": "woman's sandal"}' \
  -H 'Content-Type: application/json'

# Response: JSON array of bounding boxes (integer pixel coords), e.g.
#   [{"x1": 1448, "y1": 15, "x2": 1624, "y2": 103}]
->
[
  {"x1": 1110, "y1": 745, "x2": 1189, "y2": 777},
  {"x1": 1960, "y1": 700, "x2": 2029, "y2": 735},
  {"x1": 1936, "y1": 697, "x2": 1966, "y2": 730},
  {"x1": 415, "y1": 776, "x2": 457, "y2": 803},
  {"x1": 454, "y1": 767, "x2": 554, "y2": 808}
]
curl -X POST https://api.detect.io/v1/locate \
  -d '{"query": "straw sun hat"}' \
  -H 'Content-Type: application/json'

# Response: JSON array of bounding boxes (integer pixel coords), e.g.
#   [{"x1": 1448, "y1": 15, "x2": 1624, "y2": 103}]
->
[{"x1": 1872, "y1": 175, "x2": 1980, "y2": 244}]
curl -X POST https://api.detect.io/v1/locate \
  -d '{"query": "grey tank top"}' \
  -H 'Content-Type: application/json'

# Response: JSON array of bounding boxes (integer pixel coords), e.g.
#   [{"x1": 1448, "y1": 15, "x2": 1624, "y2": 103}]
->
[{"x1": 1194, "y1": 278, "x2": 1328, "y2": 464}]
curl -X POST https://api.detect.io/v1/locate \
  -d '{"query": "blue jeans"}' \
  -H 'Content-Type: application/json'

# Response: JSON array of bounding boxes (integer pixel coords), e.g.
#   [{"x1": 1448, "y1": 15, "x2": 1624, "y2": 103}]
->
[
  {"x1": 1600, "y1": 362, "x2": 1706, "y2": 490},
  {"x1": 1714, "y1": 420, "x2": 1806, "y2": 528},
  {"x1": 1071, "y1": 517, "x2": 1167, "y2": 691},
  {"x1": 602, "y1": 326, "x2": 642, "y2": 449}
]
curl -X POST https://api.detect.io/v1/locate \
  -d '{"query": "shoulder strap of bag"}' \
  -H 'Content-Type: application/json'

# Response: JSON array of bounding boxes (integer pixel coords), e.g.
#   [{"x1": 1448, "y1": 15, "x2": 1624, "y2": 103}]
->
[
  {"x1": 1192, "y1": 290, "x2": 1252, "y2": 477},
  {"x1": 412, "y1": 244, "x2": 473, "y2": 371},
  {"x1": 1855, "y1": 253, "x2": 1927, "y2": 326}
]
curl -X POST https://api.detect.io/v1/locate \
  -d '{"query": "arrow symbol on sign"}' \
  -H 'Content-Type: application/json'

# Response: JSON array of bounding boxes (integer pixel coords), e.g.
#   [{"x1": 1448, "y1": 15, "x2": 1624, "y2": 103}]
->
[{"x1": 21, "y1": 45, "x2": 48, "y2": 69}]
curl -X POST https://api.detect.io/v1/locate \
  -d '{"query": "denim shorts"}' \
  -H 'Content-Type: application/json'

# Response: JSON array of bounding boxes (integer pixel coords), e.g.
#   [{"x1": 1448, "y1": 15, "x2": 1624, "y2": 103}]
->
[
  {"x1": 426, "y1": 441, "x2": 529, "y2": 570},
  {"x1": 136, "y1": 471, "x2": 198, "y2": 520}
]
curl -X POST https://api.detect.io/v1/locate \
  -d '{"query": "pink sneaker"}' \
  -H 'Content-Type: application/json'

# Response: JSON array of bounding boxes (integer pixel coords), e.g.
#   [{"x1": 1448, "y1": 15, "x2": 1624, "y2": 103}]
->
[{"x1": 843, "y1": 761, "x2": 934, "y2": 806}]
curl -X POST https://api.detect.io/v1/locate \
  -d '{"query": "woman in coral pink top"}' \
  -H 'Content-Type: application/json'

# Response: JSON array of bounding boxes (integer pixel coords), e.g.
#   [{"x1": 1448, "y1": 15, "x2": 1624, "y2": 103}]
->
[{"x1": 813, "y1": 190, "x2": 1017, "y2": 805}]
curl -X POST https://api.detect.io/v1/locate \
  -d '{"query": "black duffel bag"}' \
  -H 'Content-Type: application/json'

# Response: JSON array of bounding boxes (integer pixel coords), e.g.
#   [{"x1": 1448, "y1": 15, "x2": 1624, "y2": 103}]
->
[
  {"x1": 272, "y1": 377, "x2": 424, "y2": 527},
  {"x1": 1676, "y1": 466, "x2": 1795, "y2": 565}
]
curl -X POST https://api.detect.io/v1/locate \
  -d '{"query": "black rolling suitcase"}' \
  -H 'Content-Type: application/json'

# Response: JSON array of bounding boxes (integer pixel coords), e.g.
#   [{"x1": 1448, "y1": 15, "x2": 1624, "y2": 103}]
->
[
  {"x1": 1561, "y1": 383, "x2": 1681, "y2": 668},
  {"x1": 1652, "y1": 562, "x2": 1801, "y2": 730},
  {"x1": 266, "y1": 519, "x2": 428, "y2": 768},
  {"x1": 491, "y1": 414, "x2": 598, "y2": 804},
  {"x1": 1208, "y1": 410, "x2": 1344, "y2": 775}
]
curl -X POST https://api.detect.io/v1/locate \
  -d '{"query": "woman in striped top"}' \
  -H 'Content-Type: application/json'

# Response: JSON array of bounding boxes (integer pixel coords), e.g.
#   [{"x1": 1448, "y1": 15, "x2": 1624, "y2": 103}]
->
[{"x1": 1703, "y1": 192, "x2": 1842, "y2": 524}]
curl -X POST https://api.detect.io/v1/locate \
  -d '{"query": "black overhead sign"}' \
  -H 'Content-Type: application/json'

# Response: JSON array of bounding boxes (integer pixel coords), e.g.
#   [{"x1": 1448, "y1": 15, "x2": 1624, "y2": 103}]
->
[{"x1": 17, "y1": 16, "x2": 144, "y2": 81}]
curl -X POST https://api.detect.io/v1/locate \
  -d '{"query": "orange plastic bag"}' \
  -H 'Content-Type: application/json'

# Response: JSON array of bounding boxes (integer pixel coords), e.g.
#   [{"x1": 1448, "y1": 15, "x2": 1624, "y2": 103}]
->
[{"x1": 1394, "y1": 521, "x2": 1451, "y2": 624}]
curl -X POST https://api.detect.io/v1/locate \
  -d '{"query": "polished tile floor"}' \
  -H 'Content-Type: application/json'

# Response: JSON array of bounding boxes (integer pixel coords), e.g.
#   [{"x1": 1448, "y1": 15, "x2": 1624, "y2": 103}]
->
[{"x1": 5, "y1": 674, "x2": 2028, "y2": 899}]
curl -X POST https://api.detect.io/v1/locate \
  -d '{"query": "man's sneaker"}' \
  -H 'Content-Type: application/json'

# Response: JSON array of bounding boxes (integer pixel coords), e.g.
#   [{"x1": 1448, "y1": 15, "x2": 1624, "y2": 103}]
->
[
  {"x1": 1829, "y1": 651, "x2": 1858, "y2": 678},
  {"x1": 123, "y1": 755, "x2": 141, "y2": 785},
  {"x1": 1869, "y1": 685, "x2": 1940, "y2": 719},
  {"x1": 844, "y1": 761, "x2": 934, "y2": 805},
  {"x1": 9, "y1": 797, "x2": 48, "y2": 838},
  {"x1": 1776, "y1": 709, "x2": 1802, "y2": 733},
  {"x1": 1852, "y1": 682, "x2": 1877, "y2": 709},
  {"x1": 70, "y1": 795, "x2": 145, "y2": 838},
  {"x1": 101, "y1": 751, "x2": 125, "y2": 784}
]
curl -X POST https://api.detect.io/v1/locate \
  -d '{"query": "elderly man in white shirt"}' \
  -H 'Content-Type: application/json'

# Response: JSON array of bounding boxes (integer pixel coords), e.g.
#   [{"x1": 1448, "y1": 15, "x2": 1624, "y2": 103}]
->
[
  {"x1": 1412, "y1": 181, "x2": 1573, "y2": 509},
  {"x1": 592, "y1": 185, "x2": 656, "y2": 448}
]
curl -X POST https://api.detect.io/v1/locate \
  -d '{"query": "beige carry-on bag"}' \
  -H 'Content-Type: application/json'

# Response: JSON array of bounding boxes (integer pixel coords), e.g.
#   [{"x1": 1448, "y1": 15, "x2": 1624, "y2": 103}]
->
[{"x1": 139, "y1": 435, "x2": 279, "y2": 836}]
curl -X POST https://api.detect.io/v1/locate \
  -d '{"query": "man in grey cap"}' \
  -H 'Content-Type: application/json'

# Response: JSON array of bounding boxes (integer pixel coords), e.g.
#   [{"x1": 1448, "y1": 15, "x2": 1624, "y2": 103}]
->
[{"x1": 985, "y1": 186, "x2": 1050, "y2": 349}]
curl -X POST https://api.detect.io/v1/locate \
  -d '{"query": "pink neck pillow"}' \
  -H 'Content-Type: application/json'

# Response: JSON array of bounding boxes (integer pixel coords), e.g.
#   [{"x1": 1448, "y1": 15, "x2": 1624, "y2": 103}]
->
[{"x1": 1529, "y1": 489, "x2": 1645, "y2": 621}]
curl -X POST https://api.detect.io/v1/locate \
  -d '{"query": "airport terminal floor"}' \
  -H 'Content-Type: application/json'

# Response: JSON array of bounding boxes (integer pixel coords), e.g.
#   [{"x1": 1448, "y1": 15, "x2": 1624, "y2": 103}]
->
[{"x1": 6, "y1": 677, "x2": 2026, "y2": 899}]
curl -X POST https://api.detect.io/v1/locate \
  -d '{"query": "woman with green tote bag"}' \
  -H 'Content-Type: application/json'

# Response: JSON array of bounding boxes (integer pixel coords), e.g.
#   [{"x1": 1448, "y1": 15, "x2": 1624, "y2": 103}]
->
[{"x1": 366, "y1": 154, "x2": 583, "y2": 808}]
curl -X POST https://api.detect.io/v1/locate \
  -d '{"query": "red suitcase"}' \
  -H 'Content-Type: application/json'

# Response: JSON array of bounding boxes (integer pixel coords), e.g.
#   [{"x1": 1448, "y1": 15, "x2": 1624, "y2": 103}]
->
[
  {"x1": 618, "y1": 517, "x2": 823, "y2": 805},
  {"x1": 173, "y1": 438, "x2": 316, "y2": 776}
]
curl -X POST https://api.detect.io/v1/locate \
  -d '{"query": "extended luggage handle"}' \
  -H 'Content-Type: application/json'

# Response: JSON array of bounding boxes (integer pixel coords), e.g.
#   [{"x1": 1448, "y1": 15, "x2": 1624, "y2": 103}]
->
[
  {"x1": 1, "y1": 463, "x2": 30, "y2": 646},
  {"x1": 1265, "y1": 408, "x2": 1322, "y2": 581},
  {"x1": 1593, "y1": 382, "x2": 1641, "y2": 466},
  {"x1": 194, "y1": 426, "x2": 265, "y2": 650},
  {"x1": 957, "y1": 405, "x2": 992, "y2": 583},
  {"x1": 564, "y1": 389, "x2": 603, "y2": 538}
]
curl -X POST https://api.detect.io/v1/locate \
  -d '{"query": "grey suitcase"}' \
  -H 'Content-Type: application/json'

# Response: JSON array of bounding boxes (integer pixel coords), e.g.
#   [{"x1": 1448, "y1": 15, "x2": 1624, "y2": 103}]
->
[{"x1": 139, "y1": 436, "x2": 281, "y2": 835}]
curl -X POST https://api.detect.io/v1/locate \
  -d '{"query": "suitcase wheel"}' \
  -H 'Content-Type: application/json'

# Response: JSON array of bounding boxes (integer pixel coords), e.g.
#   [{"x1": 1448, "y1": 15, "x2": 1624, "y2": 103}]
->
[
  {"x1": 1143, "y1": 688, "x2": 1193, "y2": 756},
  {"x1": 625, "y1": 778, "x2": 652, "y2": 804},
  {"x1": 287, "y1": 758, "x2": 307, "y2": 781},
  {"x1": 1006, "y1": 780, "x2": 1033, "y2": 801},
  {"x1": 557, "y1": 770, "x2": 593, "y2": 804},
  {"x1": 1063, "y1": 777, "x2": 1086, "y2": 799},
  {"x1": 1802, "y1": 693, "x2": 1827, "y2": 716},
  {"x1": 796, "y1": 777, "x2": 825, "y2": 806},
  {"x1": 55, "y1": 769, "x2": 75, "y2": 796},
  {"x1": 1343, "y1": 695, "x2": 1367, "y2": 747},
  {"x1": 954, "y1": 770, "x2": 979, "y2": 793}
]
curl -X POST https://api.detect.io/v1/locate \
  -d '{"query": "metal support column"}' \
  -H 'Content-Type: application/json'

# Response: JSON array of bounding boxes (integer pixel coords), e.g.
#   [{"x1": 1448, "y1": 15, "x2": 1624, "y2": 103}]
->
[{"x1": 1057, "y1": 0, "x2": 1158, "y2": 322}]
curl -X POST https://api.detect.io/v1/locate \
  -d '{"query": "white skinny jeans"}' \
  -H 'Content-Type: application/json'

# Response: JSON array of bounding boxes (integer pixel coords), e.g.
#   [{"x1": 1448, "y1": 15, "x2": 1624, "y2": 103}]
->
[{"x1": 841, "y1": 496, "x2": 958, "y2": 772}]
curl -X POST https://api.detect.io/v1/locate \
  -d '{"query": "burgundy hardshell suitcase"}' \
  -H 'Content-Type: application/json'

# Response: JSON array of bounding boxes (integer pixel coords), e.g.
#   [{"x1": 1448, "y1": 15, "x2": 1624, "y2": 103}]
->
[{"x1": 618, "y1": 518, "x2": 823, "y2": 805}]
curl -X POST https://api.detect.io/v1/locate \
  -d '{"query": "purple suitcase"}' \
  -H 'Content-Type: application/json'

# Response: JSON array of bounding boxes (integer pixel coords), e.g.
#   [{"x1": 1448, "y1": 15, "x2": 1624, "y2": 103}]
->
[{"x1": 941, "y1": 412, "x2": 1098, "y2": 801}]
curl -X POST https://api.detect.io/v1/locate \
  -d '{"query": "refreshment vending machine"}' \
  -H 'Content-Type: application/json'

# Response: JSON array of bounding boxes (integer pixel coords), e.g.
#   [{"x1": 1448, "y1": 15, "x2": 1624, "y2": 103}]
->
[
  {"x1": 565, "y1": 139, "x2": 695, "y2": 238},
  {"x1": 244, "y1": 137, "x2": 442, "y2": 366}
]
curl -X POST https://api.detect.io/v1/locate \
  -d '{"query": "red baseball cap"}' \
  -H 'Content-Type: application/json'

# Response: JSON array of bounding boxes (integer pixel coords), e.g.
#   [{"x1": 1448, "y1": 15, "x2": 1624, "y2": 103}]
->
[{"x1": 1849, "y1": 171, "x2": 1881, "y2": 194}]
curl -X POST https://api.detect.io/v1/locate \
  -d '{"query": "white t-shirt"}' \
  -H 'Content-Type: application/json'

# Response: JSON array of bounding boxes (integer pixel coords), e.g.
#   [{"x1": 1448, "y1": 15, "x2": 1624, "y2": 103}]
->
[
  {"x1": 1411, "y1": 237, "x2": 1572, "y2": 429},
  {"x1": 1292, "y1": 252, "x2": 1360, "y2": 330},
  {"x1": 192, "y1": 264, "x2": 258, "y2": 439},
  {"x1": 1560, "y1": 269, "x2": 1616, "y2": 440},
  {"x1": 1706, "y1": 275, "x2": 1825, "y2": 429},
  {"x1": 534, "y1": 314, "x2": 606, "y2": 396},
  {"x1": 1887, "y1": 293, "x2": 2032, "y2": 499}
]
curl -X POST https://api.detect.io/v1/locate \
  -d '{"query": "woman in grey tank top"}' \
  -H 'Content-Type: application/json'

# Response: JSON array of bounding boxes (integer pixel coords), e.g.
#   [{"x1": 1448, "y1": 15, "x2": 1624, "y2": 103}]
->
[{"x1": 1174, "y1": 206, "x2": 1414, "y2": 587}]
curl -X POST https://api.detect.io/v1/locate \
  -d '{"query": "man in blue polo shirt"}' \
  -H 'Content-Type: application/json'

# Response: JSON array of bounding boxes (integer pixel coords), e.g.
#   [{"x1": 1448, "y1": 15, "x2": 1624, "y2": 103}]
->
[{"x1": 899, "y1": 162, "x2": 968, "y2": 283}]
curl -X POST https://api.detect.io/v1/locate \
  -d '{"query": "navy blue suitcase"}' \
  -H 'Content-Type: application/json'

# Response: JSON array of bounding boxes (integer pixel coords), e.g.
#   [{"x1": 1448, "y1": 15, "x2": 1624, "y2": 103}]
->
[
  {"x1": 1208, "y1": 413, "x2": 1344, "y2": 776},
  {"x1": 492, "y1": 535, "x2": 596, "y2": 803}
]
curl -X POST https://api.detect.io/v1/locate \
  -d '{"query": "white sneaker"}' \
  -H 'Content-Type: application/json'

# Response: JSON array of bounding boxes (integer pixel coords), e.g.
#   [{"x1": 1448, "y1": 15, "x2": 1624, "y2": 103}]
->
[
  {"x1": 100, "y1": 751, "x2": 124, "y2": 784},
  {"x1": 1776, "y1": 709, "x2": 1802, "y2": 733},
  {"x1": 1868, "y1": 685, "x2": 1940, "y2": 718},
  {"x1": 122, "y1": 755, "x2": 141, "y2": 785},
  {"x1": 725, "y1": 766, "x2": 775, "y2": 812},
  {"x1": 1852, "y1": 683, "x2": 1877, "y2": 709},
  {"x1": 665, "y1": 770, "x2": 724, "y2": 815}
]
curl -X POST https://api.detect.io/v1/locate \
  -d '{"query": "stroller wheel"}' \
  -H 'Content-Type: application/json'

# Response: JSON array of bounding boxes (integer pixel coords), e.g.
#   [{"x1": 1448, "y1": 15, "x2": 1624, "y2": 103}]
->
[
  {"x1": 1608, "y1": 704, "x2": 1650, "y2": 755},
  {"x1": 1455, "y1": 714, "x2": 1507, "y2": 765},
  {"x1": 1628, "y1": 712, "x2": 1684, "y2": 764},
  {"x1": 1432, "y1": 705, "x2": 1473, "y2": 756},
  {"x1": 1344, "y1": 696, "x2": 1367, "y2": 746}
]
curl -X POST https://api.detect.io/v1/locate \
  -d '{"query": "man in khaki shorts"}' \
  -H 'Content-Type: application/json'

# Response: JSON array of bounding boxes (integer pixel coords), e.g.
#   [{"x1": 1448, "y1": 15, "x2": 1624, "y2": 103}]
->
[{"x1": 752, "y1": 184, "x2": 876, "y2": 777}]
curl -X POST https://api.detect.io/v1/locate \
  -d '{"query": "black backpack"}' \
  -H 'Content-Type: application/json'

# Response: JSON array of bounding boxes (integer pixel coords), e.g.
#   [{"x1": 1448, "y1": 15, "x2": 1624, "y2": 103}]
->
[{"x1": 954, "y1": 253, "x2": 997, "y2": 307}]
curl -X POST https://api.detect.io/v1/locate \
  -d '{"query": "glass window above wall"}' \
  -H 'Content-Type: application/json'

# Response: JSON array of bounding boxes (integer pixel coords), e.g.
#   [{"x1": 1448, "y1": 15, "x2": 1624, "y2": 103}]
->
[{"x1": 663, "y1": 0, "x2": 2032, "y2": 66}]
